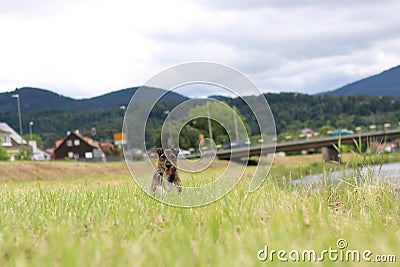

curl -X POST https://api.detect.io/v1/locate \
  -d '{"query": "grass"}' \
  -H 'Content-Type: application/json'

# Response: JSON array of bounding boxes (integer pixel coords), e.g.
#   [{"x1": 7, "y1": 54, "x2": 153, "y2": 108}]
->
[{"x1": 0, "y1": 154, "x2": 399, "y2": 266}]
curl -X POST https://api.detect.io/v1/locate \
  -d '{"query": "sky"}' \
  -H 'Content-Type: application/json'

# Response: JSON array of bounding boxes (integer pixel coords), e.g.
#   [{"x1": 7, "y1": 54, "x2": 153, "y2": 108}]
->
[{"x1": 0, "y1": 0, "x2": 399, "y2": 99}]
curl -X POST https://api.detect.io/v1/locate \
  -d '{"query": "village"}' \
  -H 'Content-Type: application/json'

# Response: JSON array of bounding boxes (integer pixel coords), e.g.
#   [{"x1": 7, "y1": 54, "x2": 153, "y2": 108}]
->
[
  {"x1": 0, "y1": 122, "x2": 121, "y2": 161},
  {"x1": 2, "y1": 120, "x2": 400, "y2": 163}
]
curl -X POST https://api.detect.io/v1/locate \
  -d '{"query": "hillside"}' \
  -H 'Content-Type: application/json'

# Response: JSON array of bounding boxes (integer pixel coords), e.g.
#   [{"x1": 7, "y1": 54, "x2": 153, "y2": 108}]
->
[
  {"x1": 1, "y1": 92, "x2": 400, "y2": 148},
  {"x1": 224, "y1": 93, "x2": 400, "y2": 139},
  {"x1": 1, "y1": 82, "x2": 400, "y2": 149},
  {"x1": 0, "y1": 88, "x2": 80, "y2": 113},
  {"x1": 324, "y1": 65, "x2": 400, "y2": 97},
  {"x1": 0, "y1": 87, "x2": 188, "y2": 113}
]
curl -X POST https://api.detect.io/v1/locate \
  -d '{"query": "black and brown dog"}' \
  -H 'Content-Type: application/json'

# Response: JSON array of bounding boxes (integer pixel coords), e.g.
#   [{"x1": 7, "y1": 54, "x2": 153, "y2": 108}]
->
[{"x1": 151, "y1": 148, "x2": 182, "y2": 194}]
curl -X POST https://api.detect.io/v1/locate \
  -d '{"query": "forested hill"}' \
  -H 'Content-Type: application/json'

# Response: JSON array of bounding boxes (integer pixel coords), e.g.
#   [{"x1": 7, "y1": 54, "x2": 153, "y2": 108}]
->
[
  {"x1": 227, "y1": 93, "x2": 400, "y2": 136},
  {"x1": 0, "y1": 87, "x2": 188, "y2": 113},
  {"x1": 322, "y1": 65, "x2": 400, "y2": 97},
  {"x1": 1, "y1": 89, "x2": 399, "y2": 149}
]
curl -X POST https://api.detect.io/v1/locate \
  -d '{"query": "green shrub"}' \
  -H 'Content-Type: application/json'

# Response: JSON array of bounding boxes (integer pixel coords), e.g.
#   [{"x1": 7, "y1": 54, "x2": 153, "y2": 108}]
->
[
  {"x1": 0, "y1": 147, "x2": 9, "y2": 161},
  {"x1": 14, "y1": 146, "x2": 32, "y2": 161},
  {"x1": 0, "y1": 140, "x2": 10, "y2": 161}
]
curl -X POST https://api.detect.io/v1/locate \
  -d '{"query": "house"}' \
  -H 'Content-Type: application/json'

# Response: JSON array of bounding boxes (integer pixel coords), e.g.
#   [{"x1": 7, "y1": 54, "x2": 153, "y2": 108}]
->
[
  {"x1": 300, "y1": 128, "x2": 315, "y2": 139},
  {"x1": 45, "y1": 148, "x2": 56, "y2": 160},
  {"x1": 29, "y1": 140, "x2": 51, "y2": 160},
  {"x1": 369, "y1": 142, "x2": 397, "y2": 154},
  {"x1": 0, "y1": 122, "x2": 28, "y2": 161},
  {"x1": 54, "y1": 130, "x2": 105, "y2": 160},
  {"x1": 99, "y1": 142, "x2": 115, "y2": 156}
]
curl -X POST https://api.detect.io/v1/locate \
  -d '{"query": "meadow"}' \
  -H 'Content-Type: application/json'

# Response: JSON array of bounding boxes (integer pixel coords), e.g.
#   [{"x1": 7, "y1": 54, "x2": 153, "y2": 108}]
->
[{"x1": 0, "y1": 153, "x2": 399, "y2": 266}]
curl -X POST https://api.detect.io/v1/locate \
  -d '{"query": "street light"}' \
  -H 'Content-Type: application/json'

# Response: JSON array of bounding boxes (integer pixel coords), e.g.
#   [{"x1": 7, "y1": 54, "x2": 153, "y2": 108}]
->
[
  {"x1": 12, "y1": 93, "x2": 23, "y2": 144},
  {"x1": 29, "y1": 121, "x2": 34, "y2": 140},
  {"x1": 164, "y1": 110, "x2": 173, "y2": 147},
  {"x1": 206, "y1": 102, "x2": 213, "y2": 141},
  {"x1": 232, "y1": 106, "x2": 239, "y2": 143},
  {"x1": 119, "y1": 106, "x2": 127, "y2": 146}
]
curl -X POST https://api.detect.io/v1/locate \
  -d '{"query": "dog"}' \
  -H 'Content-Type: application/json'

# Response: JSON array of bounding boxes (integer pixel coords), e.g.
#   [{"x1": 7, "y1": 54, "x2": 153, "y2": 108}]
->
[{"x1": 151, "y1": 148, "x2": 182, "y2": 195}]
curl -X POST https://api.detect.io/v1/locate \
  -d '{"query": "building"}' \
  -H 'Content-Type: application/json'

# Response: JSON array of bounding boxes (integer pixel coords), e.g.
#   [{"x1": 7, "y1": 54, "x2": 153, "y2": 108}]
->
[
  {"x1": 29, "y1": 140, "x2": 51, "y2": 160},
  {"x1": 53, "y1": 130, "x2": 105, "y2": 160},
  {"x1": 300, "y1": 128, "x2": 316, "y2": 139},
  {"x1": 369, "y1": 142, "x2": 397, "y2": 154},
  {"x1": 99, "y1": 142, "x2": 115, "y2": 156},
  {"x1": 0, "y1": 122, "x2": 28, "y2": 160}
]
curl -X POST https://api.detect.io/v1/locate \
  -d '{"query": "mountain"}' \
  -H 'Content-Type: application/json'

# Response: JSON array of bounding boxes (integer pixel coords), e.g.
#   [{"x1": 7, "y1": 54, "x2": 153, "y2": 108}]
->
[
  {"x1": 323, "y1": 65, "x2": 400, "y2": 97},
  {"x1": 1, "y1": 88, "x2": 399, "y2": 149},
  {"x1": 1, "y1": 69, "x2": 399, "y2": 149},
  {"x1": 0, "y1": 87, "x2": 188, "y2": 113},
  {"x1": 83, "y1": 87, "x2": 189, "y2": 111},
  {"x1": 0, "y1": 87, "x2": 79, "y2": 113}
]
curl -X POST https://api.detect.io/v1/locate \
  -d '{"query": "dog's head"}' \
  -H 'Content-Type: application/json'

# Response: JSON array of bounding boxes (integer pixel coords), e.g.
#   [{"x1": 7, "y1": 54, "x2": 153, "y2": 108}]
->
[{"x1": 156, "y1": 148, "x2": 179, "y2": 175}]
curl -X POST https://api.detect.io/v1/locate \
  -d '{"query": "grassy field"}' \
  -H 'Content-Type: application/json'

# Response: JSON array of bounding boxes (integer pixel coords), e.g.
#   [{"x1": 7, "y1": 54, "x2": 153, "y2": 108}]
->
[{"x1": 0, "y1": 154, "x2": 399, "y2": 266}]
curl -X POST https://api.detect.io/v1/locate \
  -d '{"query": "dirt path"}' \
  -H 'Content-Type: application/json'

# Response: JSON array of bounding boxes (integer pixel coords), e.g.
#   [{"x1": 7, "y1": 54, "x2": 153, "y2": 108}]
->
[
  {"x1": 0, "y1": 161, "x2": 131, "y2": 182},
  {"x1": 0, "y1": 154, "x2": 334, "y2": 182},
  {"x1": 0, "y1": 160, "x2": 233, "y2": 182}
]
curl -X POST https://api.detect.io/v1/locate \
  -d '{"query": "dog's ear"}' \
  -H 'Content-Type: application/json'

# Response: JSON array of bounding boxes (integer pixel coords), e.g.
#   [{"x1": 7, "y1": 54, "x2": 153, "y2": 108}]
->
[
  {"x1": 172, "y1": 148, "x2": 179, "y2": 156},
  {"x1": 156, "y1": 148, "x2": 164, "y2": 156}
]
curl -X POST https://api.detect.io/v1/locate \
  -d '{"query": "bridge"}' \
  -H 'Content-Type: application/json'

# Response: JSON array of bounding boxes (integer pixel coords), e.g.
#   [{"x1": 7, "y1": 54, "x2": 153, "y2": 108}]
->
[{"x1": 194, "y1": 129, "x2": 400, "y2": 162}]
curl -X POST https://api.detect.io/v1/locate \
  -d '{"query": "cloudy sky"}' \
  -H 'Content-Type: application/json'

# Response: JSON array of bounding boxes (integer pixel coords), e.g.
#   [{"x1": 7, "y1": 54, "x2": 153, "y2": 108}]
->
[{"x1": 0, "y1": 0, "x2": 399, "y2": 98}]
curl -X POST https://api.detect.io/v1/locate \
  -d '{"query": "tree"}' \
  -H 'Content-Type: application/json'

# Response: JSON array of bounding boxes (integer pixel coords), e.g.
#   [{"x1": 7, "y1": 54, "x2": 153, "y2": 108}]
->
[
  {"x1": 318, "y1": 125, "x2": 335, "y2": 136},
  {"x1": 0, "y1": 141, "x2": 10, "y2": 161},
  {"x1": 186, "y1": 102, "x2": 251, "y2": 147},
  {"x1": 15, "y1": 146, "x2": 32, "y2": 161},
  {"x1": 151, "y1": 102, "x2": 252, "y2": 150},
  {"x1": 23, "y1": 133, "x2": 44, "y2": 148}
]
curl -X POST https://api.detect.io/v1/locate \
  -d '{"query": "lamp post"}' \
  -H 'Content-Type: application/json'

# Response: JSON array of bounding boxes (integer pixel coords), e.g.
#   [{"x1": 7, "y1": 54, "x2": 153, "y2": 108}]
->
[
  {"x1": 29, "y1": 121, "x2": 34, "y2": 140},
  {"x1": 233, "y1": 106, "x2": 239, "y2": 143},
  {"x1": 206, "y1": 102, "x2": 213, "y2": 141},
  {"x1": 164, "y1": 110, "x2": 173, "y2": 147},
  {"x1": 12, "y1": 93, "x2": 23, "y2": 144},
  {"x1": 120, "y1": 106, "x2": 127, "y2": 146}
]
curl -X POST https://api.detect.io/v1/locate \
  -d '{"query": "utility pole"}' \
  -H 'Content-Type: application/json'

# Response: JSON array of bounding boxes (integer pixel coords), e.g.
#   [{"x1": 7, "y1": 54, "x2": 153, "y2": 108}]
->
[
  {"x1": 29, "y1": 121, "x2": 34, "y2": 140},
  {"x1": 233, "y1": 106, "x2": 239, "y2": 143},
  {"x1": 164, "y1": 110, "x2": 173, "y2": 147},
  {"x1": 120, "y1": 106, "x2": 127, "y2": 148},
  {"x1": 12, "y1": 93, "x2": 23, "y2": 144},
  {"x1": 206, "y1": 102, "x2": 213, "y2": 141}
]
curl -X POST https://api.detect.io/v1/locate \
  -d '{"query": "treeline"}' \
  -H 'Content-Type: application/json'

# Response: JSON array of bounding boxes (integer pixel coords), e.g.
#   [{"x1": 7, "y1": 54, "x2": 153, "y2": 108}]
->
[
  {"x1": 1, "y1": 93, "x2": 400, "y2": 149},
  {"x1": 229, "y1": 93, "x2": 400, "y2": 137},
  {"x1": 0, "y1": 101, "x2": 180, "y2": 148}
]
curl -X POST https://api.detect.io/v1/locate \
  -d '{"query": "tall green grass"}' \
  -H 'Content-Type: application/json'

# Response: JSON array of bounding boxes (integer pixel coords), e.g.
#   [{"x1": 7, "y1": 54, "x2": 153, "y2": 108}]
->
[{"x1": 0, "y1": 160, "x2": 399, "y2": 266}]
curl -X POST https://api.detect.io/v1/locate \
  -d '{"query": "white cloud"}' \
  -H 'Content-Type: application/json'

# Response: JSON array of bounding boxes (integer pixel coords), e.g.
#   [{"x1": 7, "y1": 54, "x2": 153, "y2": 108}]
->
[{"x1": 0, "y1": 0, "x2": 399, "y2": 98}]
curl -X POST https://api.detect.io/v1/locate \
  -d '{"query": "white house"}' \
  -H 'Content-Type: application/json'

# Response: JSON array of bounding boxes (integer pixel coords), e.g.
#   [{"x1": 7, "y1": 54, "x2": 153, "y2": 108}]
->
[
  {"x1": 0, "y1": 122, "x2": 28, "y2": 160},
  {"x1": 29, "y1": 140, "x2": 51, "y2": 161}
]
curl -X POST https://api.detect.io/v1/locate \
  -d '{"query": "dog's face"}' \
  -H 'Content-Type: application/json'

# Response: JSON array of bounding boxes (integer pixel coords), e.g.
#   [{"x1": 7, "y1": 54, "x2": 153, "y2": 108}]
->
[{"x1": 156, "y1": 148, "x2": 179, "y2": 175}]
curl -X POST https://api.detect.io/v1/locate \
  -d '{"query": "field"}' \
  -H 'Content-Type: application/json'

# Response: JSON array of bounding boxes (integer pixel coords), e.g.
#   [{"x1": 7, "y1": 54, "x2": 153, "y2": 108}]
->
[{"x1": 0, "y1": 154, "x2": 399, "y2": 266}]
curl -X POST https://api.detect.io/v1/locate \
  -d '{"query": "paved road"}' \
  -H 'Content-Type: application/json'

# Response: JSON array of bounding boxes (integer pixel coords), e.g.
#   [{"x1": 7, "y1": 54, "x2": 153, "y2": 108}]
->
[{"x1": 292, "y1": 162, "x2": 400, "y2": 189}]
